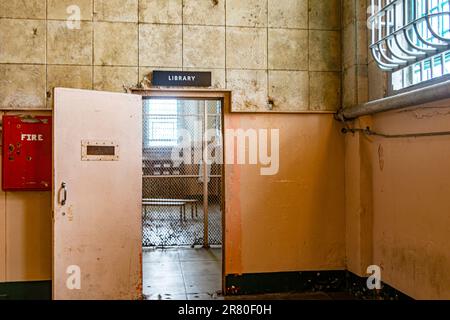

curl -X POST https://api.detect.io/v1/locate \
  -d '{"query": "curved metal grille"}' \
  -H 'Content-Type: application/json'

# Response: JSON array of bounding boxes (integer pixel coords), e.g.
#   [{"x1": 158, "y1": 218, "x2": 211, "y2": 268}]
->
[{"x1": 369, "y1": 0, "x2": 450, "y2": 72}]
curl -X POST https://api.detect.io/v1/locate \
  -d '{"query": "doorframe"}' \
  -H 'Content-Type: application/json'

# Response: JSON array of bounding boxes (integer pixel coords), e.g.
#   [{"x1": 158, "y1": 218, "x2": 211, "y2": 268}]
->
[{"x1": 131, "y1": 88, "x2": 231, "y2": 296}]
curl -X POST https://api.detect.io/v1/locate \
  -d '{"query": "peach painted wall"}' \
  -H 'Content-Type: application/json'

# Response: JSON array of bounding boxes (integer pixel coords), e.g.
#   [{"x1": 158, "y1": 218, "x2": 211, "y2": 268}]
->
[
  {"x1": 1, "y1": 111, "x2": 347, "y2": 283},
  {"x1": 370, "y1": 104, "x2": 450, "y2": 300},
  {"x1": 224, "y1": 113, "x2": 346, "y2": 275},
  {"x1": 345, "y1": 101, "x2": 450, "y2": 300}
]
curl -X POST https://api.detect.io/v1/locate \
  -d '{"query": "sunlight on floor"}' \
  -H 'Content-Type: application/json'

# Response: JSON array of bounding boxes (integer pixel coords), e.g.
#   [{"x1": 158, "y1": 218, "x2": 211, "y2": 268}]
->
[{"x1": 143, "y1": 247, "x2": 222, "y2": 300}]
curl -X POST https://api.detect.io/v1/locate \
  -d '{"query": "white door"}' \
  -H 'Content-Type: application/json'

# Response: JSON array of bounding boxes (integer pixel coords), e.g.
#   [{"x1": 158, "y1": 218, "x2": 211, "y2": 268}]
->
[{"x1": 53, "y1": 88, "x2": 142, "y2": 300}]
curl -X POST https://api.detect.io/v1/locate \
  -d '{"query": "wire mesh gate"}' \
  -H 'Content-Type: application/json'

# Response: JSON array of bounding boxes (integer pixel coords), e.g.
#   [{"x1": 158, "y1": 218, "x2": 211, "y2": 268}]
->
[{"x1": 142, "y1": 98, "x2": 223, "y2": 247}]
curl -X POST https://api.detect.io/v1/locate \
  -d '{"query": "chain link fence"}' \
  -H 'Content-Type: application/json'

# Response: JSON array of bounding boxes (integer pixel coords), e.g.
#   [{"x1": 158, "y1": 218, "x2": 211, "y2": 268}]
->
[{"x1": 142, "y1": 98, "x2": 223, "y2": 247}]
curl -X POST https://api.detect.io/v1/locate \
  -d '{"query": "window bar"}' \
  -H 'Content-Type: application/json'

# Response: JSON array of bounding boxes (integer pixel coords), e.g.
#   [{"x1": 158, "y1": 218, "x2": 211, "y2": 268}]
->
[
  {"x1": 441, "y1": 52, "x2": 446, "y2": 74},
  {"x1": 370, "y1": 0, "x2": 450, "y2": 73}
]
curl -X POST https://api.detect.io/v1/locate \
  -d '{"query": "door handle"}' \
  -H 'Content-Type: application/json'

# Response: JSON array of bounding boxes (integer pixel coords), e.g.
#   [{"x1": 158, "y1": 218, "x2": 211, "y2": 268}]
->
[{"x1": 60, "y1": 182, "x2": 67, "y2": 206}]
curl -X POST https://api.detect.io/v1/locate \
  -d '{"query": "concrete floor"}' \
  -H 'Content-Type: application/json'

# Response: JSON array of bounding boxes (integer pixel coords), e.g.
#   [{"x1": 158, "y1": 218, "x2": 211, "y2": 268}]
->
[
  {"x1": 143, "y1": 248, "x2": 355, "y2": 301},
  {"x1": 143, "y1": 247, "x2": 222, "y2": 300}
]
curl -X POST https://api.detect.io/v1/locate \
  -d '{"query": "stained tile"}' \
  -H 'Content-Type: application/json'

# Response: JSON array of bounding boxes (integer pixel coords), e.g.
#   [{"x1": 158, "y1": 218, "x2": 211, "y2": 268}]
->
[
  {"x1": 309, "y1": 0, "x2": 341, "y2": 30},
  {"x1": 226, "y1": 0, "x2": 267, "y2": 27},
  {"x1": 0, "y1": 19, "x2": 46, "y2": 64},
  {"x1": 47, "y1": 21, "x2": 92, "y2": 65},
  {"x1": 139, "y1": 0, "x2": 182, "y2": 24},
  {"x1": 226, "y1": 27, "x2": 267, "y2": 70},
  {"x1": 0, "y1": 0, "x2": 46, "y2": 19},
  {"x1": 309, "y1": 30, "x2": 341, "y2": 71},
  {"x1": 227, "y1": 69, "x2": 268, "y2": 112},
  {"x1": 183, "y1": 0, "x2": 225, "y2": 26},
  {"x1": 268, "y1": 0, "x2": 308, "y2": 29},
  {"x1": 47, "y1": 65, "x2": 92, "y2": 107},
  {"x1": 94, "y1": 22, "x2": 138, "y2": 66},
  {"x1": 93, "y1": 66, "x2": 138, "y2": 92},
  {"x1": 139, "y1": 24, "x2": 182, "y2": 67},
  {"x1": 47, "y1": 0, "x2": 93, "y2": 21},
  {"x1": 0, "y1": 64, "x2": 46, "y2": 109},
  {"x1": 309, "y1": 72, "x2": 341, "y2": 111},
  {"x1": 269, "y1": 71, "x2": 309, "y2": 111},
  {"x1": 183, "y1": 26, "x2": 225, "y2": 69},
  {"x1": 268, "y1": 29, "x2": 308, "y2": 70},
  {"x1": 94, "y1": 0, "x2": 138, "y2": 22}
]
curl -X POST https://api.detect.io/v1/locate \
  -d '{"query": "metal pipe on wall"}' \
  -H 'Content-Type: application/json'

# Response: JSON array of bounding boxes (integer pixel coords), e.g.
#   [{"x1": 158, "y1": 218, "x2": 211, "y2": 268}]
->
[{"x1": 338, "y1": 79, "x2": 450, "y2": 120}]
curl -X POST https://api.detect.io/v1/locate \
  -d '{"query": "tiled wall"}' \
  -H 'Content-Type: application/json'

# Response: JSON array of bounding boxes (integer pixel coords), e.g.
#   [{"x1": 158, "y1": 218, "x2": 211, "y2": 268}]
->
[
  {"x1": 0, "y1": 0, "x2": 341, "y2": 112},
  {"x1": 342, "y1": 0, "x2": 387, "y2": 108}
]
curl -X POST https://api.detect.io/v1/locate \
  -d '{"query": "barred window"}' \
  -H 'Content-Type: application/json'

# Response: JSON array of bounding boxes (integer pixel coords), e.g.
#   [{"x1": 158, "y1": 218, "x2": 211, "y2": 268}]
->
[
  {"x1": 143, "y1": 99, "x2": 178, "y2": 148},
  {"x1": 369, "y1": 0, "x2": 450, "y2": 91}
]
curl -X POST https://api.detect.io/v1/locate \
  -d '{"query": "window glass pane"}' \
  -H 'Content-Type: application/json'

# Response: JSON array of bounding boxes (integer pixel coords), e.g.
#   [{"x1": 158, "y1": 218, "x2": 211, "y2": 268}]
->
[{"x1": 144, "y1": 99, "x2": 178, "y2": 147}]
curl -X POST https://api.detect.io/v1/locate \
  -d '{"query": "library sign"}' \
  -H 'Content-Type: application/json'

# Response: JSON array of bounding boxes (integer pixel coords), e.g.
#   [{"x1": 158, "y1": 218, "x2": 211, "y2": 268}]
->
[{"x1": 152, "y1": 71, "x2": 212, "y2": 87}]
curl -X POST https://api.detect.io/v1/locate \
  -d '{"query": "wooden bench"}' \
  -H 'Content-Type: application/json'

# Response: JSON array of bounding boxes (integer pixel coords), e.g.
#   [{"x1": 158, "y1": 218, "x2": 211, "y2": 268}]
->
[
  {"x1": 142, "y1": 200, "x2": 186, "y2": 222},
  {"x1": 142, "y1": 198, "x2": 200, "y2": 221}
]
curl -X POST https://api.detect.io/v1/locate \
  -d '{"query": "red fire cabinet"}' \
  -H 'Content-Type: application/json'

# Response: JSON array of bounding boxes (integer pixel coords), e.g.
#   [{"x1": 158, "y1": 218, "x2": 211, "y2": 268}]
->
[{"x1": 2, "y1": 115, "x2": 52, "y2": 191}]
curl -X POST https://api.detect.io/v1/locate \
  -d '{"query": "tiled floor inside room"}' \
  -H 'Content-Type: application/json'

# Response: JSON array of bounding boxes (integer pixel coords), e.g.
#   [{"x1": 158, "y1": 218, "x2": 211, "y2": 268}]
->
[
  {"x1": 143, "y1": 247, "x2": 222, "y2": 300},
  {"x1": 143, "y1": 247, "x2": 356, "y2": 301}
]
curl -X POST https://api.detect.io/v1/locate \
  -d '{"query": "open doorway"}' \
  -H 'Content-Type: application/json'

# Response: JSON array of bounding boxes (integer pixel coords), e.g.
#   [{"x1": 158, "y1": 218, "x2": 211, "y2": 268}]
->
[{"x1": 140, "y1": 94, "x2": 225, "y2": 300}]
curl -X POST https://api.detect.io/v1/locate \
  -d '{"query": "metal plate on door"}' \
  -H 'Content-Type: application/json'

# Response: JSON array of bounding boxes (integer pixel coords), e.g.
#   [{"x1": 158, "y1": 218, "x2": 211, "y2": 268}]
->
[{"x1": 81, "y1": 140, "x2": 119, "y2": 161}]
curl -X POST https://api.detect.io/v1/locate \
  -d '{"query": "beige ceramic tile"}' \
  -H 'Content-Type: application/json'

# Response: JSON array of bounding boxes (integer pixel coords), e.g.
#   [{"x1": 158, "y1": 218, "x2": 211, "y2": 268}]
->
[
  {"x1": 368, "y1": 61, "x2": 387, "y2": 101},
  {"x1": 139, "y1": 0, "x2": 182, "y2": 24},
  {"x1": 0, "y1": 64, "x2": 46, "y2": 109},
  {"x1": 226, "y1": 69, "x2": 268, "y2": 112},
  {"x1": 309, "y1": 0, "x2": 341, "y2": 30},
  {"x1": 342, "y1": 0, "x2": 355, "y2": 28},
  {"x1": 309, "y1": 72, "x2": 341, "y2": 111},
  {"x1": 268, "y1": 0, "x2": 308, "y2": 29},
  {"x1": 268, "y1": 29, "x2": 308, "y2": 70},
  {"x1": 94, "y1": 66, "x2": 138, "y2": 92},
  {"x1": 94, "y1": 22, "x2": 138, "y2": 66},
  {"x1": 139, "y1": 24, "x2": 182, "y2": 67},
  {"x1": 47, "y1": 0, "x2": 93, "y2": 21},
  {"x1": 94, "y1": 0, "x2": 138, "y2": 22},
  {"x1": 269, "y1": 71, "x2": 309, "y2": 112},
  {"x1": 47, "y1": 65, "x2": 93, "y2": 107},
  {"x1": 343, "y1": 66, "x2": 356, "y2": 108},
  {"x1": 0, "y1": 19, "x2": 46, "y2": 64},
  {"x1": 226, "y1": 27, "x2": 267, "y2": 70},
  {"x1": 226, "y1": 0, "x2": 267, "y2": 27},
  {"x1": 183, "y1": 26, "x2": 225, "y2": 68},
  {"x1": 343, "y1": 23, "x2": 357, "y2": 70},
  {"x1": 357, "y1": 64, "x2": 369, "y2": 105},
  {"x1": 309, "y1": 30, "x2": 341, "y2": 71},
  {"x1": 0, "y1": 0, "x2": 46, "y2": 19},
  {"x1": 47, "y1": 21, "x2": 92, "y2": 65},
  {"x1": 183, "y1": 0, "x2": 225, "y2": 26},
  {"x1": 356, "y1": 21, "x2": 368, "y2": 65}
]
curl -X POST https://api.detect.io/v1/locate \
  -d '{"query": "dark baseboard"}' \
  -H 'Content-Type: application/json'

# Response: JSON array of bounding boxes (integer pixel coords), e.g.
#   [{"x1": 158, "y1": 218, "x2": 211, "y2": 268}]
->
[
  {"x1": 225, "y1": 271, "x2": 413, "y2": 300},
  {"x1": 345, "y1": 272, "x2": 412, "y2": 300},
  {"x1": 0, "y1": 281, "x2": 51, "y2": 300},
  {"x1": 225, "y1": 271, "x2": 347, "y2": 296},
  {"x1": 0, "y1": 272, "x2": 412, "y2": 300}
]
